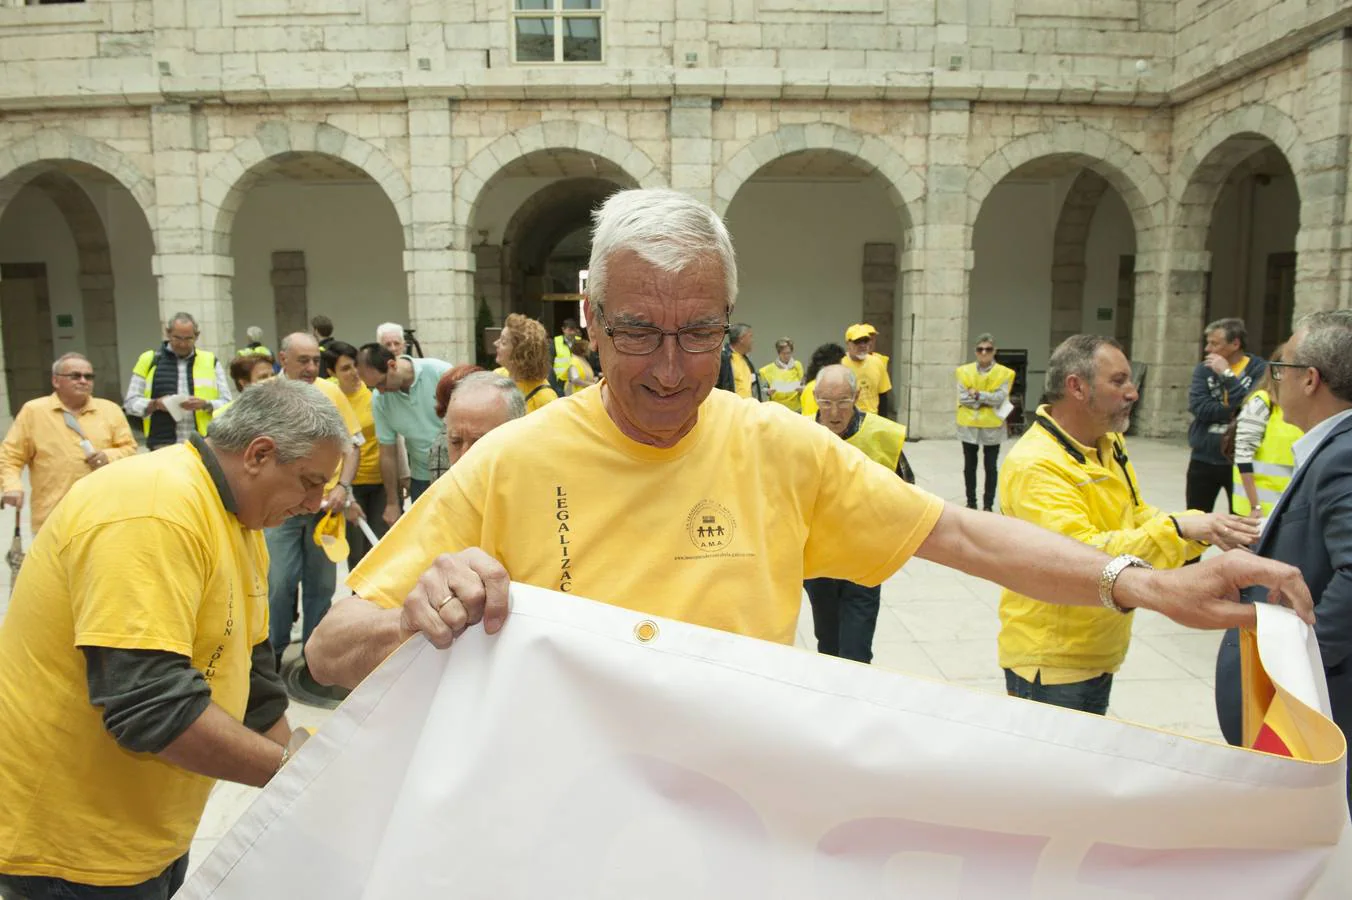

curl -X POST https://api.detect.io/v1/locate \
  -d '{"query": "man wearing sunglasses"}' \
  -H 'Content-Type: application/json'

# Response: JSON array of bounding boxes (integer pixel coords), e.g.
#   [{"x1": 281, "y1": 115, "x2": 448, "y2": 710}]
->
[
  {"x1": 0, "y1": 352, "x2": 137, "y2": 532},
  {"x1": 306, "y1": 188, "x2": 1313, "y2": 695}
]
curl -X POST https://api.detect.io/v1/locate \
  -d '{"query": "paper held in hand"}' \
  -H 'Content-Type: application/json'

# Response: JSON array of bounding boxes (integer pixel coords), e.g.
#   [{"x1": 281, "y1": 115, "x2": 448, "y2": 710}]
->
[
  {"x1": 996, "y1": 398, "x2": 1015, "y2": 421},
  {"x1": 159, "y1": 395, "x2": 191, "y2": 422}
]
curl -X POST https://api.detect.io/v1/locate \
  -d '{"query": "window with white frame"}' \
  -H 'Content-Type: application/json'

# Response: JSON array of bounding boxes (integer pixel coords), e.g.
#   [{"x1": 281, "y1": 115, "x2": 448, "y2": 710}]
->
[{"x1": 512, "y1": 0, "x2": 603, "y2": 64}]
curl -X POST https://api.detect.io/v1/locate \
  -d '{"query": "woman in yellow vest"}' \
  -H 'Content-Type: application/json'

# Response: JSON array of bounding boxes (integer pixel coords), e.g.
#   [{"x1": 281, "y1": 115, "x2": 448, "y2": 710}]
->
[
  {"x1": 759, "y1": 337, "x2": 805, "y2": 412},
  {"x1": 1232, "y1": 343, "x2": 1303, "y2": 517},
  {"x1": 956, "y1": 333, "x2": 1015, "y2": 511},
  {"x1": 800, "y1": 342, "x2": 846, "y2": 419}
]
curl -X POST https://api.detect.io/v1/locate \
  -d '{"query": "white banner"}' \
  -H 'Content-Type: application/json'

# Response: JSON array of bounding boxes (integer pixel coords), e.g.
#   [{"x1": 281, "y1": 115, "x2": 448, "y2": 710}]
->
[{"x1": 181, "y1": 587, "x2": 1350, "y2": 899}]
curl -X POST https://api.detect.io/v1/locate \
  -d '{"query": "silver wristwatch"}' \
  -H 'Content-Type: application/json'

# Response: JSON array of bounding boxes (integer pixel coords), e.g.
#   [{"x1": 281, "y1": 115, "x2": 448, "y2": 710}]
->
[{"x1": 1098, "y1": 554, "x2": 1153, "y2": 613}]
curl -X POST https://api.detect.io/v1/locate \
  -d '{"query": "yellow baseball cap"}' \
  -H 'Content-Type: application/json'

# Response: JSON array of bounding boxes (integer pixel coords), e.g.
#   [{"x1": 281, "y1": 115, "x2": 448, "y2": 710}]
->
[
  {"x1": 845, "y1": 324, "x2": 877, "y2": 342},
  {"x1": 313, "y1": 508, "x2": 349, "y2": 563}
]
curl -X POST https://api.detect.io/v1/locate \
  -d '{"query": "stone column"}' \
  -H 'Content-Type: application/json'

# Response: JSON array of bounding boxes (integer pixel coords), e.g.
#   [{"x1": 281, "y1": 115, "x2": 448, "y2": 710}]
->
[
  {"x1": 901, "y1": 99, "x2": 972, "y2": 438},
  {"x1": 862, "y1": 242, "x2": 897, "y2": 378},
  {"x1": 149, "y1": 104, "x2": 235, "y2": 354},
  {"x1": 1294, "y1": 30, "x2": 1351, "y2": 315},
  {"x1": 670, "y1": 97, "x2": 714, "y2": 206},
  {"x1": 1126, "y1": 230, "x2": 1178, "y2": 437},
  {"x1": 406, "y1": 98, "x2": 474, "y2": 363}
]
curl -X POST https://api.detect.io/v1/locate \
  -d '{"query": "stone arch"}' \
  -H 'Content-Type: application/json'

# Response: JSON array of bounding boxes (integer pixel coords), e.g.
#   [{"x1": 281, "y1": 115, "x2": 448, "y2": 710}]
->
[
  {"x1": 967, "y1": 124, "x2": 1166, "y2": 254},
  {"x1": 712, "y1": 124, "x2": 922, "y2": 230},
  {"x1": 0, "y1": 129, "x2": 156, "y2": 233},
  {"x1": 1170, "y1": 105, "x2": 1306, "y2": 256},
  {"x1": 202, "y1": 121, "x2": 413, "y2": 256},
  {"x1": 1048, "y1": 170, "x2": 1115, "y2": 350},
  {"x1": 454, "y1": 121, "x2": 665, "y2": 229}
]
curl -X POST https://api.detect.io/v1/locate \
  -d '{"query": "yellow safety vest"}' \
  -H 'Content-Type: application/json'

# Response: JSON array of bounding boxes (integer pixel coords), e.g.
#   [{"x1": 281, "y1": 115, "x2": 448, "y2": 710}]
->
[
  {"x1": 846, "y1": 412, "x2": 906, "y2": 471},
  {"x1": 1232, "y1": 390, "x2": 1302, "y2": 517},
  {"x1": 132, "y1": 349, "x2": 219, "y2": 436},
  {"x1": 552, "y1": 335, "x2": 572, "y2": 382},
  {"x1": 236, "y1": 344, "x2": 272, "y2": 358},
  {"x1": 956, "y1": 362, "x2": 1014, "y2": 429}
]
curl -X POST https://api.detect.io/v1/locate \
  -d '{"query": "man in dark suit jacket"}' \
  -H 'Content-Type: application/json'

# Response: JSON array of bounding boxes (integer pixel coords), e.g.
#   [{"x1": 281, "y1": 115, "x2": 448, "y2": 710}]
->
[{"x1": 1216, "y1": 309, "x2": 1352, "y2": 809}]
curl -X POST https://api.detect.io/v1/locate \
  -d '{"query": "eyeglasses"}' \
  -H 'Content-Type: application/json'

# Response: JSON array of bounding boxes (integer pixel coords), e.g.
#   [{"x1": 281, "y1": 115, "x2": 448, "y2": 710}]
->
[
  {"x1": 593, "y1": 307, "x2": 730, "y2": 356},
  {"x1": 1268, "y1": 361, "x2": 1320, "y2": 382},
  {"x1": 816, "y1": 399, "x2": 856, "y2": 411},
  {"x1": 57, "y1": 372, "x2": 95, "y2": 381},
  {"x1": 975, "y1": 346, "x2": 995, "y2": 353}
]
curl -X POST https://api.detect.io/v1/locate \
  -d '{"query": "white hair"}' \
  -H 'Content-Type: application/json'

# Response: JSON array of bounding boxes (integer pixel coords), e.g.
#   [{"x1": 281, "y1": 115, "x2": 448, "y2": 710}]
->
[
  {"x1": 52, "y1": 352, "x2": 89, "y2": 376},
  {"x1": 815, "y1": 364, "x2": 857, "y2": 393},
  {"x1": 588, "y1": 188, "x2": 737, "y2": 312},
  {"x1": 452, "y1": 371, "x2": 527, "y2": 421},
  {"x1": 208, "y1": 378, "x2": 350, "y2": 463},
  {"x1": 246, "y1": 325, "x2": 264, "y2": 343},
  {"x1": 376, "y1": 322, "x2": 405, "y2": 341}
]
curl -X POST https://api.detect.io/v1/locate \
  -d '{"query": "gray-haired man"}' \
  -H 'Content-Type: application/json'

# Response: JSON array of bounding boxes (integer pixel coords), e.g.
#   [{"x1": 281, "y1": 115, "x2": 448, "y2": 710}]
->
[
  {"x1": 1187, "y1": 317, "x2": 1267, "y2": 514},
  {"x1": 0, "y1": 379, "x2": 347, "y2": 899}
]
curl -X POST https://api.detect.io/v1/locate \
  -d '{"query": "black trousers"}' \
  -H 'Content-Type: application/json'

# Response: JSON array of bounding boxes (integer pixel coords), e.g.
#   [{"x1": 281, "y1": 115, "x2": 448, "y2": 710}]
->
[
  {"x1": 0, "y1": 854, "x2": 187, "y2": 899},
  {"x1": 963, "y1": 442, "x2": 1000, "y2": 510},
  {"x1": 1185, "y1": 459, "x2": 1234, "y2": 514},
  {"x1": 804, "y1": 578, "x2": 881, "y2": 664},
  {"x1": 346, "y1": 482, "x2": 389, "y2": 568}
]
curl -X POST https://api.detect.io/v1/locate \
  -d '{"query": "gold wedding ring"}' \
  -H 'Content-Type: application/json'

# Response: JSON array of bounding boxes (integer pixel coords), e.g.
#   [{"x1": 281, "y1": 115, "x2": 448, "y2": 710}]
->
[{"x1": 435, "y1": 593, "x2": 456, "y2": 611}]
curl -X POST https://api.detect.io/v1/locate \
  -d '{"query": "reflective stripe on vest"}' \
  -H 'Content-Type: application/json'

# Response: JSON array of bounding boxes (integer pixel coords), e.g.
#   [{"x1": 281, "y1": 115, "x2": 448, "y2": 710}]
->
[
  {"x1": 133, "y1": 349, "x2": 219, "y2": 436},
  {"x1": 846, "y1": 412, "x2": 907, "y2": 472},
  {"x1": 1232, "y1": 390, "x2": 1302, "y2": 517},
  {"x1": 955, "y1": 362, "x2": 1014, "y2": 429},
  {"x1": 552, "y1": 335, "x2": 572, "y2": 381}
]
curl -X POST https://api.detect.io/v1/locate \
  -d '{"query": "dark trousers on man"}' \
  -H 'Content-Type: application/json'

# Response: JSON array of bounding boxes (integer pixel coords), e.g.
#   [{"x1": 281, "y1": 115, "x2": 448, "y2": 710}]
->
[
  {"x1": 1004, "y1": 669, "x2": 1114, "y2": 715},
  {"x1": 1185, "y1": 459, "x2": 1234, "y2": 514},
  {"x1": 963, "y1": 441, "x2": 1000, "y2": 510},
  {"x1": 346, "y1": 482, "x2": 388, "y2": 568},
  {"x1": 804, "y1": 578, "x2": 881, "y2": 664},
  {"x1": 0, "y1": 854, "x2": 187, "y2": 900}
]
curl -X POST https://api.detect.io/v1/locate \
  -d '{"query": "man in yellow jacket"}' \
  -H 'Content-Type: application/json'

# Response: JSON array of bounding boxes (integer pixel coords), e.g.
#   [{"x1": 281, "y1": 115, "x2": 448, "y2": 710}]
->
[
  {"x1": 998, "y1": 334, "x2": 1261, "y2": 714},
  {"x1": 804, "y1": 365, "x2": 915, "y2": 663}
]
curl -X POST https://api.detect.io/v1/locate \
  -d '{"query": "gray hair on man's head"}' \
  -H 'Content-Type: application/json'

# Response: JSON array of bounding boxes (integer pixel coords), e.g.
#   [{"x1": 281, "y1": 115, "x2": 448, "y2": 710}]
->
[
  {"x1": 208, "y1": 378, "x2": 350, "y2": 463},
  {"x1": 976, "y1": 332, "x2": 995, "y2": 346},
  {"x1": 815, "y1": 364, "x2": 858, "y2": 394},
  {"x1": 1044, "y1": 334, "x2": 1124, "y2": 404},
  {"x1": 167, "y1": 312, "x2": 199, "y2": 334},
  {"x1": 246, "y1": 325, "x2": 264, "y2": 343},
  {"x1": 729, "y1": 323, "x2": 753, "y2": 345},
  {"x1": 1295, "y1": 309, "x2": 1352, "y2": 403},
  {"x1": 1205, "y1": 317, "x2": 1247, "y2": 349},
  {"x1": 376, "y1": 322, "x2": 404, "y2": 341},
  {"x1": 52, "y1": 352, "x2": 90, "y2": 376},
  {"x1": 588, "y1": 188, "x2": 738, "y2": 312},
  {"x1": 451, "y1": 371, "x2": 527, "y2": 421},
  {"x1": 279, "y1": 332, "x2": 318, "y2": 353}
]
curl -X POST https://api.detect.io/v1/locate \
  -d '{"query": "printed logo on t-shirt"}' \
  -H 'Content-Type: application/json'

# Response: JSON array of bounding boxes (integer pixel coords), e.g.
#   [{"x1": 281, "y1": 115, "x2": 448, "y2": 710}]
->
[
  {"x1": 686, "y1": 500, "x2": 736, "y2": 553},
  {"x1": 555, "y1": 485, "x2": 574, "y2": 592}
]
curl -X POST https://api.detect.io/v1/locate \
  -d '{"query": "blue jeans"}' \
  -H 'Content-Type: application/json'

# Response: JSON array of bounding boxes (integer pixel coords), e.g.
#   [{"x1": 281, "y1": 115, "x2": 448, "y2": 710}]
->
[
  {"x1": 408, "y1": 478, "x2": 430, "y2": 504},
  {"x1": 0, "y1": 854, "x2": 187, "y2": 899},
  {"x1": 265, "y1": 513, "x2": 337, "y2": 658},
  {"x1": 804, "y1": 578, "x2": 881, "y2": 664},
  {"x1": 1004, "y1": 669, "x2": 1114, "y2": 715}
]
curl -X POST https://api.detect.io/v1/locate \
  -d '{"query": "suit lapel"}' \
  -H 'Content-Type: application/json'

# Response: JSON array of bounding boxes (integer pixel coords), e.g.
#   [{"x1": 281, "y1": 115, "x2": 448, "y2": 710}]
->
[{"x1": 1258, "y1": 416, "x2": 1352, "y2": 554}]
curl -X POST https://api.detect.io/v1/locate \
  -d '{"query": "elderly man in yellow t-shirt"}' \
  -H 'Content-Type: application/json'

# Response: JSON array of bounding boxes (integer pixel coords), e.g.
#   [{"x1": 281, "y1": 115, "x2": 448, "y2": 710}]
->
[
  {"x1": 0, "y1": 352, "x2": 138, "y2": 533},
  {"x1": 842, "y1": 323, "x2": 892, "y2": 415},
  {"x1": 305, "y1": 187, "x2": 1311, "y2": 693},
  {"x1": 0, "y1": 380, "x2": 347, "y2": 899}
]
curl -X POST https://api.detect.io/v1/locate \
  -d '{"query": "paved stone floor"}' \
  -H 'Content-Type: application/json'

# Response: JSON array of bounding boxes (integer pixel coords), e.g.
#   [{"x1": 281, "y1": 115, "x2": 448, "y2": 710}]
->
[{"x1": 1, "y1": 433, "x2": 1240, "y2": 876}]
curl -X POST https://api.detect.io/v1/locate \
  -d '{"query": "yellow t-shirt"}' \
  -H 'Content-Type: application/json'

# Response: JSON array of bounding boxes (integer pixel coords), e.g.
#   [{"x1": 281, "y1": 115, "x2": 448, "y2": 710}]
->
[
  {"x1": 516, "y1": 378, "x2": 559, "y2": 414},
  {"x1": 0, "y1": 442, "x2": 269, "y2": 885},
  {"x1": 335, "y1": 379, "x2": 381, "y2": 485},
  {"x1": 310, "y1": 376, "x2": 362, "y2": 491},
  {"x1": 731, "y1": 351, "x2": 755, "y2": 398},
  {"x1": 842, "y1": 353, "x2": 892, "y2": 414},
  {"x1": 348, "y1": 387, "x2": 944, "y2": 645},
  {"x1": 801, "y1": 380, "x2": 818, "y2": 418}
]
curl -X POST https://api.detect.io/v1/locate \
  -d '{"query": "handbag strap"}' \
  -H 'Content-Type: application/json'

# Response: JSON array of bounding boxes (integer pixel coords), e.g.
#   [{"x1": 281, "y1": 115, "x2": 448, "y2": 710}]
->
[{"x1": 60, "y1": 410, "x2": 88, "y2": 441}]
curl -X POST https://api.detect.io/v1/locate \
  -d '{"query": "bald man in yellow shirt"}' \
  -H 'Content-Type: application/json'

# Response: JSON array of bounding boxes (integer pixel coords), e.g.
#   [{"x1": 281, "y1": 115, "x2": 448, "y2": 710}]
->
[{"x1": 0, "y1": 353, "x2": 137, "y2": 532}]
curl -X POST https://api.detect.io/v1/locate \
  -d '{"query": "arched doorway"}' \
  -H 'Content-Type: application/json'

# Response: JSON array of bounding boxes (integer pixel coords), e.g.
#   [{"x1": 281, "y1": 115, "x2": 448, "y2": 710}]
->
[
  {"x1": 722, "y1": 148, "x2": 911, "y2": 395},
  {"x1": 216, "y1": 151, "x2": 409, "y2": 353},
  {"x1": 470, "y1": 151, "x2": 636, "y2": 334},
  {"x1": 0, "y1": 161, "x2": 155, "y2": 415},
  {"x1": 1195, "y1": 139, "x2": 1299, "y2": 357},
  {"x1": 970, "y1": 155, "x2": 1138, "y2": 410}
]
